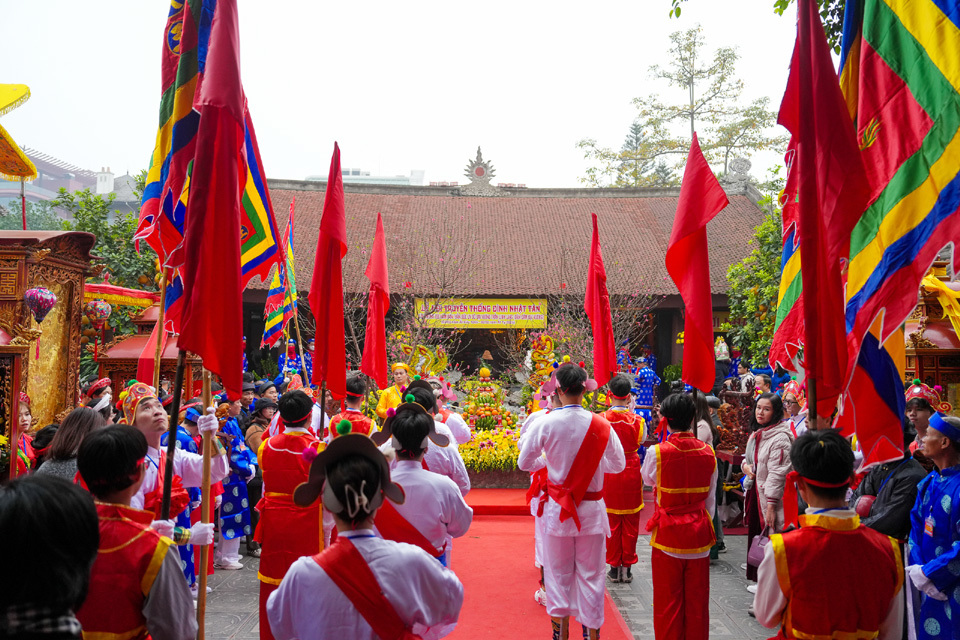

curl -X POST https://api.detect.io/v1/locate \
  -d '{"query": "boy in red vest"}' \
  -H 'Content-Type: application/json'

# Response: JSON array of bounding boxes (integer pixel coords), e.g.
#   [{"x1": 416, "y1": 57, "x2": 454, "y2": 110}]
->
[
  {"x1": 76, "y1": 425, "x2": 197, "y2": 640},
  {"x1": 640, "y1": 392, "x2": 717, "y2": 640},
  {"x1": 328, "y1": 374, "x2": 374, "y2": 439},
  {"x1": 755, "y1": 429, "x2": 903, "y2": 639},
  {"x1": 602, "y1": 373, "x2": 646, "y2": 584},
  {"x1": 255, "y1": 390, "x2": 325, "y2": 640},
  {"x1": 267, "y1": 432, "x2": 464, "y2": 640},
  {"x1": 518, "y1": 362, "x2": 625, "y2": 640}
]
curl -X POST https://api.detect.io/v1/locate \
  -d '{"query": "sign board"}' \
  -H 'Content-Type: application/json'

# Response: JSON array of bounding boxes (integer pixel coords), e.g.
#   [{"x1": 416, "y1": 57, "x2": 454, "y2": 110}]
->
[{"x1": 415, "y1": 298, "x2": 547, "y2": 329}]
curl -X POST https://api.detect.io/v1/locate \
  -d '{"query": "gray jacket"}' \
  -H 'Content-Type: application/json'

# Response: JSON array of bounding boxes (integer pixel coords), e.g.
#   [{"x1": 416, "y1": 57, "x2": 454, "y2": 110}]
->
[{"x1": 849, "y1": 456, "x2": 927, "y2": 540}]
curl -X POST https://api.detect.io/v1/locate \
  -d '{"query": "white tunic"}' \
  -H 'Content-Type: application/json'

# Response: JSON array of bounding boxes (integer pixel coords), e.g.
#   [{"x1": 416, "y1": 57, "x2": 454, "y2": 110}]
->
[
  {"x1": 381, "y1": 460, "x2": 474, "y2": 553},
  {"x1": 517, "y1": 405, "x2": 625, "y2": 537},
  {"x1": 266, "y1": 530, "x2": 464, "y2": 640},
  {"x1": 442, "y1": 410, "x2": 471, "y2": 444},
  {"x1": 423, "y1": 421, "x2": 471, "y2": 496},
  {"x1": 267, "y1": 404, "x2": 328, "y2": 439},
  {"x1": 132, "y1": 444, "x2": 230, "y2": 511}
]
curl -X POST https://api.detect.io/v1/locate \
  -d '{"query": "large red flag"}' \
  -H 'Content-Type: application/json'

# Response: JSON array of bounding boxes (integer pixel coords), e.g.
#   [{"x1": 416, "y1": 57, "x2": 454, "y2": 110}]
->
[
  {"x1": 666, "y1": 133, "x2": 728, "y2": 393},
  {"x1": 584, "y1": 212, "x2": 616, "y2": 387},
  {"x1": 309, "y1": 143, "x2": 348, "y2": 398},
  {"x1": 360, "y1": 213, "x2": 390, "y2": 389},
  {"x1": 177, "y1": 0, "x2": 245, "y2": 397},
  {"x1": 778, "y1": 0, "x2": 871, "y2": 418}
]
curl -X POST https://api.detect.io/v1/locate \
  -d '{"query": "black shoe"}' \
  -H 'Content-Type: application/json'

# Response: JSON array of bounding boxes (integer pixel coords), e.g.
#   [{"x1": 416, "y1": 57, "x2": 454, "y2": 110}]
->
[
  {"x1": 623, "y1": 566, "x2": 633, "y2": 583},
  {"x1": 716, "y1": 542, "x2": 727, "y2": 553},
  {"x1": 607, "y1": 566, "x2": 620, "y2": 582}
]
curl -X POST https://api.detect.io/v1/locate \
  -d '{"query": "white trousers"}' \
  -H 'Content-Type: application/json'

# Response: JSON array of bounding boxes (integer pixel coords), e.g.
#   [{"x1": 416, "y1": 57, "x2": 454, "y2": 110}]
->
[
  {"x1": 542, "y1": 532, "x2": 606, "y2": 629},
  {"x1": 216, "y1": 536, "x2": 241, "y2": 563}
]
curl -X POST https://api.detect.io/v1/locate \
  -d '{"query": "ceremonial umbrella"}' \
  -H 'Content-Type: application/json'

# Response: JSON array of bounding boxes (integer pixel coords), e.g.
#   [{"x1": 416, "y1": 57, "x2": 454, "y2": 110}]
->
[{"x1": 0, "y1": 84, "x2": 38, "y2": 230}]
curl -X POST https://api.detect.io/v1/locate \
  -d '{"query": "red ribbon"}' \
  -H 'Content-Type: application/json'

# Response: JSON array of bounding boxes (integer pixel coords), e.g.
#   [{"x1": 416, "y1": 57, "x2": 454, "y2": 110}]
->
[{"x1": 781, "y1": 470, "x2": 852, "y2": 529}]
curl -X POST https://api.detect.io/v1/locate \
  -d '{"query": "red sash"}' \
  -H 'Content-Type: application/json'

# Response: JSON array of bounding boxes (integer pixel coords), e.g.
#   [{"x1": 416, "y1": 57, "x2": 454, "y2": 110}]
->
[
  {"x1": 374, "y1": 499, "x2": 445, "y2": 558},
  {"x1": 540, "y1": 413, "x2": 611, "y2": 530},
  {"x1": 526, "y1": 468, "x2": 548, "y2": 504},
  {"x1": 142, "y1": 452, "x2": 191, "y2": 519},
  {"x1": 314, "y1": 539, "x2": 421, "y2": 640}
]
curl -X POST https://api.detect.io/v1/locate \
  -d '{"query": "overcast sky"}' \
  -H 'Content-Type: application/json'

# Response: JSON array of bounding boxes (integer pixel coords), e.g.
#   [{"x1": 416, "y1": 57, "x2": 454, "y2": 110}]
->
[{"x1": 3, "y1": 0, "x2": 798, "y2": 188}]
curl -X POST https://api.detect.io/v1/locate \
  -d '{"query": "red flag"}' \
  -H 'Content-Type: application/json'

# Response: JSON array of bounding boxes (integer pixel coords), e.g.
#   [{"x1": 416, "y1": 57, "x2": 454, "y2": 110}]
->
[
  {"x1": 360, "y1": 213, "x2": 390, "y2": 389},
  {"x1": 176, "y1": 0, "x2": 245, "y2": 398},
  {"x1": 778, "y1": 0, "x2": 871, "y2": 418},
  {"x1": 309, "y1": 143, "x2": 348, "y2": 398},
  {"x1": 137, "y1": 320, "x2": 169, "y2": 385},
  {"x1": 584, "y1": 212, "x2": 616, "y2": 387},
  {"x1": 666, "y1": 134, "x2": 728, "y2": 393}
]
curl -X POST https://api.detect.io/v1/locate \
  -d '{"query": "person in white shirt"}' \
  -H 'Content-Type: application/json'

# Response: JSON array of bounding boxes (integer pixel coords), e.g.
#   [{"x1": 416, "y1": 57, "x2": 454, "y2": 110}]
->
[
  {"x1": 267, "y1": 432, "x2": 464, "y2": 640},
  {"x1": 428, "y1": 375, "x2": 472, "y2": 444},
  {"x1": 402, "y1": 382, "x2": 472, "y2": 497},
  {"x1": 518, "y1": 363, "x2": 625, "y2": 640}
]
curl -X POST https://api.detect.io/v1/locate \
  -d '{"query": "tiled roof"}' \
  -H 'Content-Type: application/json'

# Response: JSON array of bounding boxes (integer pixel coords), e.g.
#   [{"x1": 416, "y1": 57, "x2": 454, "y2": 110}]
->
[{"x1": 255, "y1": 181, "x2": 765, "y2": 297}]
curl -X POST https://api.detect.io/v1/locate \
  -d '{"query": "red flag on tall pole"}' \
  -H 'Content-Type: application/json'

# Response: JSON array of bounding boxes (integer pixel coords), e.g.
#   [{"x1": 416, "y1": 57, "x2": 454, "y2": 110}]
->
[
  {"x1": 584, "y1": 212, "x2": 616, "y2": 387},
  {"x1": 666, "y1": 133, "x2": 728, "y2": 394},
  {"x1": 176, "y1": 0, "x2": 245, "y2": 397},
  {"x1": 308, "y1": 143, "x2": 348, "y2": 398},
  {"x1": 360, "y1": 213, "x2": 390, "y2": 389},
  {"x1": 778, "y1": 0, "x2": 871, "y2": 419}
]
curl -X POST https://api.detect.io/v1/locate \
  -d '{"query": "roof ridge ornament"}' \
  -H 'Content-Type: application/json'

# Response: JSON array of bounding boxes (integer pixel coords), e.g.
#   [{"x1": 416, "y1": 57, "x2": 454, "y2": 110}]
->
[{"x1": 462, "y1": 146, "x2": 501, "y2": 196}]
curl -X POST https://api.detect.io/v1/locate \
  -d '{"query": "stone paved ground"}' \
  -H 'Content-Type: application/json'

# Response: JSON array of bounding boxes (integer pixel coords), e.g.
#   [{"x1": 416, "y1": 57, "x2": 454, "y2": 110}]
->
[
  {"x1": 204, "y1": 536, "x2": 768, "y2": 639},
  {"x1": 606, "y1": 534, "x2": 769, "y2": 640}
]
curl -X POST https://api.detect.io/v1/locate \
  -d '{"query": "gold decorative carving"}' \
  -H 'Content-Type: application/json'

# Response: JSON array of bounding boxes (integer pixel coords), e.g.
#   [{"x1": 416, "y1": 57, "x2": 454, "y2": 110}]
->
[
  {"x1": 908, "y1": 318, "x2": 938, "y2": 350},
  {"x1": 0, "y1": 255, "x2": 20, "y2": 270},
  {"x1": 0, "y1": 272, "x2": 18, "y2": 296},
  {"x1": 32, "y1": 249, "x2": 51, "y2": 262},
  {"x1": 90, "y1": 263, "x2": 107, "y2": 277}
]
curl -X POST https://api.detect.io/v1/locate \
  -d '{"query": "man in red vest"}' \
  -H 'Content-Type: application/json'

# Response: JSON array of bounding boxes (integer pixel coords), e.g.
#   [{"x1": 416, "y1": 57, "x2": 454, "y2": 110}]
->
[
  {"x1": 518, "y1": 362, "x2": 625, "y2": 640},
  {"x1": 255, "y1": 390, "x2": 325, "y2": 640},
  {"x1": 754, "y1": 429, "x2": 903, "y2": 639},
  {"x1": 328, "y1": 374, "x2": 374, "y2": 439},
  {"x1": 640, "y1": 392, "x2": 717, "y2": 640},
  {"x1": 602, "y1": 373, "x2": 646, "y2": 584},
  {"x1": 76, "y1": 425, "x2": 197, "y2": 640},
  {"x1": 267, "y1": 432, "x2": 464, "y2": 640}
]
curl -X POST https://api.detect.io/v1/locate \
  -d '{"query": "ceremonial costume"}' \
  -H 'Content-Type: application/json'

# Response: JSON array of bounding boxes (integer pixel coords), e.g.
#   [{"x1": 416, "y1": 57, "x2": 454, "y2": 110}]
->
[
  {"x1": 267, "y1": 531, "x2": 464, "y2": 640},
  {"x1": 755, "y1": 508, "x2": 903, "y2": 640},
  {"x1": 159, "y1": 426, "x2": 202, "y2": 586},
  {"x1": 302, "y1": 348, "x2": 313, "y2": 381},
  {"x1": 908, "y1": 464, "x2": 960, "y2": 639},
  {"x1": 438, "y1": 407, "x2": 471, "y2": 444},
  {"x1": 374, "y1": 459, "x2": 473, "y2": 565},
  {"x1": 603, "y1": 407, "x2": 646, "y2": 571},
  {"x1": 276, "y1": 340, "x2": 305, "y2": 385},
  {"x1": 255, "y1": 426, "x2": 324, "y2": 640},
  {"x1": 329, "y1": 408, "x2": 373, "y2": 438},
  {"x1": 376, "y1": 363, "x2": 412, "y2": 419},
  {"x1": 76, "y1": 502, "x2": 197, "y2": 640},
  {"x1": 219, "y1": 415, "x2": 258, "y2": 564},
  {"x1": 518, "y1": 404, "x2": 626, "y2": 631},
  {"x1": 631, "y1": 360, "x2": 660, "y2": 422},
  {"x1": 640, "y1": 431, "x2": 718, "y2": 640}
]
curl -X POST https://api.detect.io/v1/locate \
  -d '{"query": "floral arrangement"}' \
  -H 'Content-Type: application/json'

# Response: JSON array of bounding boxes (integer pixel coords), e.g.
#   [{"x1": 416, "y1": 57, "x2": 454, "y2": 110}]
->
[
  {"x1": 459, "y1": 427, "x2": 521, "y2": 472},
  {"x1": 461, "y1": 367, "x2": 519, "y2": 431}
]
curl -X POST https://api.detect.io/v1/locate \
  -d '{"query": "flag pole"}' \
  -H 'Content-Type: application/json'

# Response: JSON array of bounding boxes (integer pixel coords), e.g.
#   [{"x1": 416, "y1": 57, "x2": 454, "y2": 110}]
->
[
  {"x1": 160, "y1": 350, "x2": 187, "y2": 519},
  {"x1": 292, "y1": 312, "x2": 309, "y2": 384},
  {"x1": 153, "y1": 270, "x2": 168, "y2": 390},
  {"x1": 20, "y1": 180, "x2": 27, "y2": 231},
  {"x1": 196, "y1": 368, "x2": 214, "y2": 638}
]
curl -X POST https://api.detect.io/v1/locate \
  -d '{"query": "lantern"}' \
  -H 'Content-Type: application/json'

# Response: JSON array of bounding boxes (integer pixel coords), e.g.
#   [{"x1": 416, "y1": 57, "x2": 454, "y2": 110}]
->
[
  {"x1": 84, "y1": 299, "x2": 112, "y2": 360},
  {"x1": 23, "y1": 286, "x2": 57, "y2": 359}
]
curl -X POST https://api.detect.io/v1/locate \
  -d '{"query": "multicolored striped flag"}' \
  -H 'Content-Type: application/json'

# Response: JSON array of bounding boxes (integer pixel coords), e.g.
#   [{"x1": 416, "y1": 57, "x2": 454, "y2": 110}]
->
[
  {"x1": 840, "y1": 0, "x2": 960, "y2": 358},
  {"x1": 769, "y1": 139, "x2": 804, "y2": 374},
  {"x1": 260, "y1": 199, "x2": 297, "y2": 348},
  {"x1": 140, "y1": 0, "x2": 282, "y2": 333}
]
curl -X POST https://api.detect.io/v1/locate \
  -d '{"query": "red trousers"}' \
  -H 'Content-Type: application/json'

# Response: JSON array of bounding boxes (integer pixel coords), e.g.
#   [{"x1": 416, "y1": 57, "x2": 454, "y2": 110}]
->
[
  {"x1": 651, "y1": 548, "x2": 710, "y2": 640},
  {"x1": 605, "y1": 511, "x2": 641, "y2": 566},
  {"x1": 259, "y1": 581, "x2": 278, "y2": 640}
]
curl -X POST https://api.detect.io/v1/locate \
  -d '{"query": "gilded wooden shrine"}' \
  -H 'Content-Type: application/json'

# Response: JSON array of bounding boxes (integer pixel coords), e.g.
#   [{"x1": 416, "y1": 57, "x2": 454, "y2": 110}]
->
[
  {"x1": 0, "y1": 231, "x2": 96, "y2": 432},
  {"x1": 905, "y1": 262, "x2": 960, "y2": 411}
]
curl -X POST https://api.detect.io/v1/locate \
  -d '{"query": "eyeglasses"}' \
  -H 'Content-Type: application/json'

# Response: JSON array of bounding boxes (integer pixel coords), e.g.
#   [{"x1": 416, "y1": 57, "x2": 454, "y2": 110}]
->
[{"x1": 783, "y1": 400, "x2": 798, "y2": 406}]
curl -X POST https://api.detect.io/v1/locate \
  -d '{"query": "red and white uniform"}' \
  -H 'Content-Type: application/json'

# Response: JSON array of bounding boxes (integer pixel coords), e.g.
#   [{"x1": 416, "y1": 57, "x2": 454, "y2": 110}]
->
[
  {"x1": 754, "y1": 508, "x2": 903, "y2": 640},
  {"x1": 603, "y1": 408, "x2": 646, "y2": 568},
  {"x1": 520, "y1": 409, "x2": 550, "y2": 567},
  {"x1": 374, "y1": 459, "x2": 473, "y2": 639},
  {"x1": 267, "y1": 404, "x2": 327, "y2": 439},
  {"x1": 267, "y1": 530, "x2": 464, "y2": 640},
  {"x1": 517, "y1": 405, "x2": 625, "y2": 629},
  {"x1": 132, "y1": 445, "x2": 230, "y2": 513},
  {"x1": 387, "y1": 421, "x2": 471, "y2": 497},
  {"x1": 640, "y1": 432, "x2": 718, "y2": 640},
  {"x1": 328, "y1": 409, "x2": 374, "y2": 439}
]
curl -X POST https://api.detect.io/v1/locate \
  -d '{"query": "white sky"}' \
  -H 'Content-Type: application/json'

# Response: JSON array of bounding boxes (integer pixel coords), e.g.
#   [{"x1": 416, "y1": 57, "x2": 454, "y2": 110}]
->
[{"x1": 2, "y1": 0, "x2": 798, "y2": 188}]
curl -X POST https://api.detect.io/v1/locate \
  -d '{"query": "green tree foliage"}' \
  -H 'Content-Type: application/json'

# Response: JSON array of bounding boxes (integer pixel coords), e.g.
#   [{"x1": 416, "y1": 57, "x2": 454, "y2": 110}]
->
[
  {"x1": 578, "y1": 27, "x2": 785, "y2": 186},
  {"x1": 722, "y1": 170, "x2": 786, "y2": 367},
  {"x1": 669, "y1": 0, "x2": 845, "y2": 53},
  {"x1": 0, "y1": 199, "x2": 63, "y2": 230}
]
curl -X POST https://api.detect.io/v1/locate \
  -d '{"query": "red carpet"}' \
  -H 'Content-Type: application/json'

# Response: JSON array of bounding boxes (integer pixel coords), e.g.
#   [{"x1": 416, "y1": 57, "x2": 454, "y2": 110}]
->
[{"x1": 448, "y1": 515, "x2": 632, "y2": 640}]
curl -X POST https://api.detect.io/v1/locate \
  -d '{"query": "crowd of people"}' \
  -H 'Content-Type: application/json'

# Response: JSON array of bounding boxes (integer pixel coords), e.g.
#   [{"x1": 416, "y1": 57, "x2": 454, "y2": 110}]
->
[{"x1": 2, "y1": 351, "x2": 960, "y2": 640}]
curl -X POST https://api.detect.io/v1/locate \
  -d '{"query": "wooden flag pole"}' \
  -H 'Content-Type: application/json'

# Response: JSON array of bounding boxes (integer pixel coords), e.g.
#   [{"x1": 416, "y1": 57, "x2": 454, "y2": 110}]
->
[
  {"x1": 806, "y1": 375, "x2": 820, "y2": 430},
  {"x1": 153, "y1": 270, "x2": 168, "y2": 390},
  {"x1": 160, "y1": 350, "x2": 187, "y2": 520},
  {"x1": 292, "y1": 312, "x2": 310, "y2": 385},
  {"x1": 196, "y1": 368, "x2": 214, "y2": 639}
]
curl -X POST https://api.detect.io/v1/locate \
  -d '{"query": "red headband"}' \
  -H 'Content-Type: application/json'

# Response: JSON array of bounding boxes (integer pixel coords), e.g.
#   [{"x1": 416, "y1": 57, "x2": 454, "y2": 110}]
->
[
  {"x1": 608, "y1": 393, "x2": 631, "y2": 400},
  {"x1": 782, "y1": 470, "x2": 852, "y2": 529},
  {"x1": 345, "y1": 391, "x2": 364, "y2": 398}
]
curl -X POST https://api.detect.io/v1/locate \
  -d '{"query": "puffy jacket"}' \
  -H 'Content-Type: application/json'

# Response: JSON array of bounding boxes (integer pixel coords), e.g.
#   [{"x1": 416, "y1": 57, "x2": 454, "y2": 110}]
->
[{"x1": 748, "y1": 420, "x2": 794, "y2": 529}]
